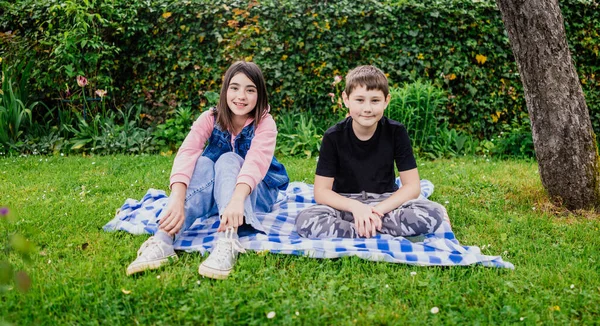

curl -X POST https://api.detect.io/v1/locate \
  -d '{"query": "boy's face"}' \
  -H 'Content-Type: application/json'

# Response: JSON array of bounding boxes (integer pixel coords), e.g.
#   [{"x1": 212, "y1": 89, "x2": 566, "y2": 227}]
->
[{"x1": 343, "y1": 85, "x2": 390, "y2": 131}]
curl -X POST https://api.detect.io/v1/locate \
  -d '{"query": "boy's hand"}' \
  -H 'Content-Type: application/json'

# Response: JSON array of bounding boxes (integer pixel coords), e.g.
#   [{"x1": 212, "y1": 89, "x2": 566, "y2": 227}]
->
[
  {"x1": 350, "y1": 202, "x2": 380, "y2": 238},
  {"x1": 218, "y1": 197, "x2": 245, "y2": 232},
  {"x1": 158, "y1": 195, "x2": 186, "y2": 236}
]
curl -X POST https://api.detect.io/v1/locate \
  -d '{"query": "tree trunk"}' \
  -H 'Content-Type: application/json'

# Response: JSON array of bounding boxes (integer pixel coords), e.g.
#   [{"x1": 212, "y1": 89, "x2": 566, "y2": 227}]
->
[{"x1": 496, "y1": 0, "x2": 600, "y2": 210}]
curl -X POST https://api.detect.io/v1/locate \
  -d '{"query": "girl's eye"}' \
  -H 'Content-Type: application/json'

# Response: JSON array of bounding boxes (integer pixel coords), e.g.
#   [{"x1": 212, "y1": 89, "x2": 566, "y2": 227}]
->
[
  {"x1": 247, "y1": 89, "x2": 256, "y2": 93},
  {"x1": 229, "y1": 86, "x2": 238, "y2": 91}
]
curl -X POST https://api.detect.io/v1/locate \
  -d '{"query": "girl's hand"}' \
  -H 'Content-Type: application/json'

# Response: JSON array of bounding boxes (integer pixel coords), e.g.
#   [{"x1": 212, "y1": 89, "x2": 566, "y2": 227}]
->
[
  {"x1": 158, "y1": 195, "x2": 186, "y2": 236},
  {"x1": 218, "y1": 197, "x2": 245, "y2": 232}
]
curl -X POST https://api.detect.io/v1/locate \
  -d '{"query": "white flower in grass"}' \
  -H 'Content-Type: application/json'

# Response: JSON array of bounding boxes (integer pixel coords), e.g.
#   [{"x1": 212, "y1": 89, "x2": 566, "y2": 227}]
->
[
  {"x1": 267, "y1": 311, "x2": 276, "y2": 319},
  {"x1": 196, "y1": 280, "x2": 201, "y2": 285},
  {"x1": 430, "y1": 307, "x2": 439, "y2": 314},
  {"x1": 570, "y1": 284, "x2": 575, "y2": 289},
  {"x1": 156, "y1": 275, "x2": 161, "y2": 279},
  {"x1": 410, "y1": 271, "x2": 417, "y2": 276},
  {"x1": 444, "y1": 200, "x2": 449, "y2": 204},
  {"x1": 385, "y1": 284, "x2": 389, "y2": 288},
  {"x1": 520, "y1": 317, "x2": 525, "y2": 321},
  {"x1": 295, "y1": 311, "x2": 299, "y2": 316}
]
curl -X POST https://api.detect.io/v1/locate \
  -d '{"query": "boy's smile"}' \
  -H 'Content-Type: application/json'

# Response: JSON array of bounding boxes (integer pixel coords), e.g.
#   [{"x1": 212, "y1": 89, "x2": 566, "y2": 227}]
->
[{"x1": 343, "y1": 85, "x2": 390, "y2": 139}]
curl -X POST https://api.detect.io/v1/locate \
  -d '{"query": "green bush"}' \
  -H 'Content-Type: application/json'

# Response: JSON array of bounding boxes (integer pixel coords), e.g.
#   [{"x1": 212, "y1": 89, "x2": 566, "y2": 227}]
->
[
  {"x1": 1, "y1": 0, "x2": 599, "y2": 140},
  {"x1": 387, "y1": 81, "x2": 446, "y2": 152},
  {"x1": 424, "y1": 122, "x2": 481, "y2": 159},
  {"x1": 491, "y1": 117, "x2": 536, "y2": 159},
  {"x1": 276, "y1": 112, "x2": 322, "y2": 159},
  {"x1": 0, "y1": 62, "x2": 42, "y2": 150},
  {"x1": 152, "y1": 106, "x2": 200, "y2": 152}
]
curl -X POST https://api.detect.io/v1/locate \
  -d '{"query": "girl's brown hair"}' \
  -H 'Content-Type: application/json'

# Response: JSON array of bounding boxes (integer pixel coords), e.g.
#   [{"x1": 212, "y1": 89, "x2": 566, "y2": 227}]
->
[{"x1": 215, "y1": 61, "x2": 269, "y2": 132}]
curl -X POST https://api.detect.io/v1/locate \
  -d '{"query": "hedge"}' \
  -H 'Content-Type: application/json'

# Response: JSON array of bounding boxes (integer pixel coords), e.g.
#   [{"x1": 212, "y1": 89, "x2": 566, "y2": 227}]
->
[{"x1": 1, "y1": 0, "x2": 598, "y2": 137}]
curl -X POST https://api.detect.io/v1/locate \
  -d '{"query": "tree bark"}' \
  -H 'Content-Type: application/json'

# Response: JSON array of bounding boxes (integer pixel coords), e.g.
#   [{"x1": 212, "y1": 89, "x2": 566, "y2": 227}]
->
[{"x1": 496, "y1": 0, "x2": 600, "y2": 210}]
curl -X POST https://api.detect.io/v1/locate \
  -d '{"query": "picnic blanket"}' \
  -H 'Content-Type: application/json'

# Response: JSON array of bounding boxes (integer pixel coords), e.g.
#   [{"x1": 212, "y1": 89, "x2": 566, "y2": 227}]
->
[{"x1": 104, "y1": 180, "x2": 514, "y2": 269}]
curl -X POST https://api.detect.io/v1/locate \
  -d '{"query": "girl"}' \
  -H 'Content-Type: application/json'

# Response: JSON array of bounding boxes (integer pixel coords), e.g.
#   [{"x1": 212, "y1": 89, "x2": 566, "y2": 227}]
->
[{"x1": 126, "y1": 61, "x2": 289, "y2": 279}]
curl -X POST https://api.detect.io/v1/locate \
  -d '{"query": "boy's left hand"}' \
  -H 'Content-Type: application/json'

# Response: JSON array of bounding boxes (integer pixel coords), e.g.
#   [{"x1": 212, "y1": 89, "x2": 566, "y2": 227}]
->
[{"x1": 218, "y1": 198, "x2": 245, "y2": 232}]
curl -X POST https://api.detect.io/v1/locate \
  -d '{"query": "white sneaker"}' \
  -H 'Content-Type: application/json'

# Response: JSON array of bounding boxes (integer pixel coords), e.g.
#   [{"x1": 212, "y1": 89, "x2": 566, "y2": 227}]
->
[
  {"x1": 198, "y1": 228, "x2": 246, "y2": 279},
  {"x1": 126, "y1": 236, "x2": 178, "y2": 275}
]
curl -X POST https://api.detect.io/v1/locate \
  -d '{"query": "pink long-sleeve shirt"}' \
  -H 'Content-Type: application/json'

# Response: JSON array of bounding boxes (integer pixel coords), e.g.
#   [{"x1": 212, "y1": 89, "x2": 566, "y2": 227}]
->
[{"x1": 169, "y1": 110, "x2": 278, "y2": 191}]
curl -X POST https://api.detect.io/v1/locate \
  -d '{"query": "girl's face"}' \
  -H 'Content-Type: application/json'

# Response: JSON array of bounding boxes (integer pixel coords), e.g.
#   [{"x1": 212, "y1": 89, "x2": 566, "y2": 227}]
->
[{"x1": 226, "y1": 72, "x2": 258, "y2": 120}]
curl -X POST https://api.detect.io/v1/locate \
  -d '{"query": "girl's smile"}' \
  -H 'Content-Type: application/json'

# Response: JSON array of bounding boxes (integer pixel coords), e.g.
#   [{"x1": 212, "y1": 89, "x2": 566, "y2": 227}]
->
[{"x1": 227, "y1": 73, "x2": 258, "y2": 120}]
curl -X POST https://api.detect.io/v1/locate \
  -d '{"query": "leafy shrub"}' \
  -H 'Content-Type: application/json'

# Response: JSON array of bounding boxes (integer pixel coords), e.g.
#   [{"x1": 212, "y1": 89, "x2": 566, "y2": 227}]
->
[
  {"x1": 491, "y1": 118, "x2": 536, "y2": 159},
  {"x1": 2, "y1": 0, "x2": 600, "y2": 140},
  {"x1": 64, "y1": 105, "x2": 156, "y2": 154},
  {"x1": 423, "y1": 123, "x2": 480, "y2": 159},
  {"x1": 387, "y1": 81, "x2": 446, "y2": 152},
  {"x1": 152, "y1": 107, "x2": 200, "y2": 152},
  {"x1": 21, "y1": 129, "x2": 66, "y2": 156},
  {"x1": 0, "y1": 61, "x2": 44, "y2": 150},
  {"x1": 276, "y1": 113, "x2": 322, "y2": 159}
]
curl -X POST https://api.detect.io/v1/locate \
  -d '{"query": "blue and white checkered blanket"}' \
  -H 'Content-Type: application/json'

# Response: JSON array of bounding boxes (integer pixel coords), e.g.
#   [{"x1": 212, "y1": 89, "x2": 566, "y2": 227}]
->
[{"x1": 104, "y1": 180, "x2": 514, "y2": 269}]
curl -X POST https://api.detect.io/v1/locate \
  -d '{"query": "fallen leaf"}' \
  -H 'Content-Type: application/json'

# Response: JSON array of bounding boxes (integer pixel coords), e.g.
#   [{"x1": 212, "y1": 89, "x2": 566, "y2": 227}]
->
[{"x1": 15, "y1": 271, "x2": 31, "y2": 292}]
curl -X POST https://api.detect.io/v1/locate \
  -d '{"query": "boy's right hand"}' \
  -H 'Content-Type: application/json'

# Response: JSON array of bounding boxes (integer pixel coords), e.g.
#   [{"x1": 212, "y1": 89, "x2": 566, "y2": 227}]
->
[
  {"x1": 350, "y1": 202, "x2": 382, "y2": 238},
  {"x1": 158, "y1": 191, "x2": 186, "y2": 236}
]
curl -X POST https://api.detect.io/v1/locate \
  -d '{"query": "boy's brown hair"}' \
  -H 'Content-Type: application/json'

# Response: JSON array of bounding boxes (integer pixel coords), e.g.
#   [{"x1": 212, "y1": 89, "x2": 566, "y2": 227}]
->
[
  {"x1": 215, "y1": 61, "x2": 269, "y2": 132},
  {"x1": 343, "y1": 65, "x2": 389, "y2": 98}
]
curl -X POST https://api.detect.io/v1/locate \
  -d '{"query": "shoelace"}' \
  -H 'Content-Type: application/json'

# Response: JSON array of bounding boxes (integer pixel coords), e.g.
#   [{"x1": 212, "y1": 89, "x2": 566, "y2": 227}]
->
[
  {"x1": 212, "y1": 228, "x2": 246, "y2": 263},
  {"x1": 224, "y1": 227, "x2": 246, "y2": 254},
  {"x1": 137, "y1": 236, "x2": 164, "y2": 257}
]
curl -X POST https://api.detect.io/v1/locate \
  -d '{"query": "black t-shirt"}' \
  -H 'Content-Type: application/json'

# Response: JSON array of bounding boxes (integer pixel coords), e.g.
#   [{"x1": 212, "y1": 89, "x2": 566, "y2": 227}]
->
[{"x1": 316, "y1": 116, "x2": 417, "y2": 194}]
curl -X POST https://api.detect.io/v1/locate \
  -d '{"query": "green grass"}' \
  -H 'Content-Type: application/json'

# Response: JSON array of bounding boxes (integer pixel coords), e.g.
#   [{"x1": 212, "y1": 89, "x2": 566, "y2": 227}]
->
[{"x1": 1, "y1": 155, "x2": 599, "y2": 325}]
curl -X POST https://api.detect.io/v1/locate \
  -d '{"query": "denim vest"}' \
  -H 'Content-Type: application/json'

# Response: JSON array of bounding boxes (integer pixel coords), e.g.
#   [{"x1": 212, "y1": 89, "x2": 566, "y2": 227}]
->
[{"x1": 201, "y1": 112, "x2": 290, "y2": 190}]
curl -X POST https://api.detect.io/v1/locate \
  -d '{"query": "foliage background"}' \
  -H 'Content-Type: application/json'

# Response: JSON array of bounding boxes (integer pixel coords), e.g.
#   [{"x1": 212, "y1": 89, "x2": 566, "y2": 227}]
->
[{"x1": 1, "y1": 0, "x2": 599, "y2": 140}]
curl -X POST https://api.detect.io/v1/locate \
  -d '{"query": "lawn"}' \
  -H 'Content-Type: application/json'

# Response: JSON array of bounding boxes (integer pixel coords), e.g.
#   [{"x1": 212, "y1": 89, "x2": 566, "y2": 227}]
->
[{"x1": 1, "y1": 155, "x2": 599, "y2": 324}]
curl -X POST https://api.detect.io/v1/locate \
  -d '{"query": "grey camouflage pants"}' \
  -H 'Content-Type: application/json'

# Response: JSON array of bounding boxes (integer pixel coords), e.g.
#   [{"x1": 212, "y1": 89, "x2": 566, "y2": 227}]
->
[{"x1": 295, "y1": 192, "x2": 445, "y2": 238}]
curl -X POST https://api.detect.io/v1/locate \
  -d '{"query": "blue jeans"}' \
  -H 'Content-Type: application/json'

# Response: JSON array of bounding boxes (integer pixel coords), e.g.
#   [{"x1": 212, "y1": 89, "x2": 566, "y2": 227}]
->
[{"x1": 180, "y1": 152, "x2": 279, "y2": 233}]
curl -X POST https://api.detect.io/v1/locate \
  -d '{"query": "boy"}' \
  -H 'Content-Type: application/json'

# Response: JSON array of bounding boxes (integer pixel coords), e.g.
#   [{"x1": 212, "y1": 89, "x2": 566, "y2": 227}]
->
[{"x1": 296, "y1": 65, "x2": 445, "y2": 239}]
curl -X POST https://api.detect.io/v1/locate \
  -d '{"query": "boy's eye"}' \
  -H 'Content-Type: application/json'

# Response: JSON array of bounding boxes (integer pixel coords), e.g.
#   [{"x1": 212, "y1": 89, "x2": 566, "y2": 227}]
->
[
  {"x1": 372, "y1": 100, "x2": 380, "y2": 103},
  {"x1": 356, "y1": 99, "x2": 364, "y2": 103}
]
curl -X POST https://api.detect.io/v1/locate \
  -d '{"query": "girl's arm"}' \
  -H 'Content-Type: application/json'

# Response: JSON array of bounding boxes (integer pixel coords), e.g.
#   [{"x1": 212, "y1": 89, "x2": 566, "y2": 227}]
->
[
  {"x1": 217, "y1": 183, "x2": 251, "y2": 232},
  {"x1": 372, "y1": 168, "x2": 421, "y2": 215},
  {"x1": 158, "y1": 182, "x2": 187, "y2": 235},
  {"x1": 235, "y1": 114, "x2": 277, "y2": 190},
  {"x1": 219, "y1": 114, "x2": 277, "y2": 230},
  {"x1": 160, "y1": 111, "x2": 213, "y2": 235},
  {"x1": 169, "y1": 110, "x2": 214, "y2": 188}
]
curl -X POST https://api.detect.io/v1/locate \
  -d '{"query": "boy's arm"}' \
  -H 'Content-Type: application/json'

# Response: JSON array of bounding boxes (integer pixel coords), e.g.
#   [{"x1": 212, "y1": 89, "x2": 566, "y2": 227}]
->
[
  {"x1": 372, "y1": 168, "x2": 421, "y2": 215},
  {"x1": 314, "y1": 175, "x2": 363, "y2": 212}
]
